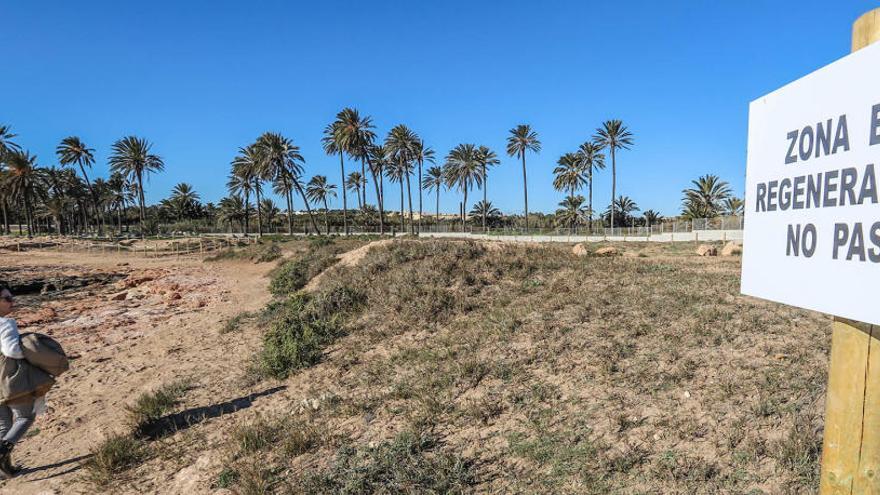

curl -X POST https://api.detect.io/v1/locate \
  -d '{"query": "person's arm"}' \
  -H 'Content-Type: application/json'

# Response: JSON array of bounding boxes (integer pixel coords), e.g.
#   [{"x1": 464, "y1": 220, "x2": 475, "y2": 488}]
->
[{"x1": 0, "y1": 318, "x2": 25, "y2": 359}]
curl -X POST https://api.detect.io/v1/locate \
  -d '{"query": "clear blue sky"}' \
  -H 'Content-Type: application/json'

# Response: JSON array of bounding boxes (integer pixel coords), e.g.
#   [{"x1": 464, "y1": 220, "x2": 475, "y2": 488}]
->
[{"x1": 2, "y1": 1, "x2": 877, "y2": 216}]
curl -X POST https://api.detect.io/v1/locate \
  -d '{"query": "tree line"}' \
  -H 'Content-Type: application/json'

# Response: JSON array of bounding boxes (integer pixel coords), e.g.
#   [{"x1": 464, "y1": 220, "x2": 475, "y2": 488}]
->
[{"x1": 0, "y1": 114, "x2": 744, "y2": 238}]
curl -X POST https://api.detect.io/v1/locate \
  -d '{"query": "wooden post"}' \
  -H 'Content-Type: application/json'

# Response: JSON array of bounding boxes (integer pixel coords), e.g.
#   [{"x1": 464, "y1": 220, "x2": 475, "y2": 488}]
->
[{"x1": 819, "y1": 9, "x2": 880, "y2": 494}]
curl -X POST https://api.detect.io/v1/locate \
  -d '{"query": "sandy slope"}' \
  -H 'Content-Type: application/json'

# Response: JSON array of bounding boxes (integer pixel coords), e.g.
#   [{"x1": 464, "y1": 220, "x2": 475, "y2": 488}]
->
[{"x1": 0, "y1": 250, "x2": 275, "y2": 494}]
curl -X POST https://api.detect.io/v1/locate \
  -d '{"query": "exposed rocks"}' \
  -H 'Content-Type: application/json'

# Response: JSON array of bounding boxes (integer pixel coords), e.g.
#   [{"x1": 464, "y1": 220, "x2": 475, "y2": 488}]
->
[
  {"x1": 572, "y1": 244, "x2": 589, "y2": 256},
  {"x1": 721, "y1": 242, "x2": 743, "y2": 257},
  {"x1": 110, "y1": 291, "x2": 129, "y2": 301},
  {"x1": 695, "y1": 244, "x2": 717, "y2": 256},
  {"x1": 594, "y1": 246, "x2": 620, "y2": 257}
]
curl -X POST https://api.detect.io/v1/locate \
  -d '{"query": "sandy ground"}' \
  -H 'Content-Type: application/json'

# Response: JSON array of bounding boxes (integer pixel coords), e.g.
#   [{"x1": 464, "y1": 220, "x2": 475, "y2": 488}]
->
[{"x1": 0, "y1": 249, "x2": 275, "y2": 494}]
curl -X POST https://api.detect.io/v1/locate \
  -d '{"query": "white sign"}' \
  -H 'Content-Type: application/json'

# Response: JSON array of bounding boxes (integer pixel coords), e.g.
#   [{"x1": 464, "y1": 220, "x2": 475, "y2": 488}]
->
[{"x1": 742, "y1": 41, "x2": 880, "y2": 325}]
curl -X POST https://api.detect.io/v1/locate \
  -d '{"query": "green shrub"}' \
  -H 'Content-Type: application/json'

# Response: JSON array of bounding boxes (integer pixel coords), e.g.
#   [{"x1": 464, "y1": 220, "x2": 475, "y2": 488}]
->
[
  {"x1": 292, "y1": 431, "x2": 474, "y2": 494},
  {"x1": 206, "y1": 242, "x2": 281, "y2": 263},
  {"x1": 84, "y1": 434, "x2": 149, "y2": 485},
  {"x1": 256, "y1": 286, "x2": 365, "y2": 378},
  {"x1": 125, "y1": 379, "x2": 192, "y2": 431}
]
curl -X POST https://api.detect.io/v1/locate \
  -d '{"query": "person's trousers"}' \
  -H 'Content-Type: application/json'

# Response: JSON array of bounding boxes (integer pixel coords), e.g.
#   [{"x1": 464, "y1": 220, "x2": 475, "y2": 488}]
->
[{"x1": 0, "y1": 400, "x2": 35, "y2": 444}]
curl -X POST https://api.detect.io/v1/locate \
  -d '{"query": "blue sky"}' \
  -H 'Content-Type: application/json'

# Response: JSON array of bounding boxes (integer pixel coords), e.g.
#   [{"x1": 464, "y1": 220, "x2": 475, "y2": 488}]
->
[{"x1": 2, "y1": 1, "x2": 877, "y2": 216}]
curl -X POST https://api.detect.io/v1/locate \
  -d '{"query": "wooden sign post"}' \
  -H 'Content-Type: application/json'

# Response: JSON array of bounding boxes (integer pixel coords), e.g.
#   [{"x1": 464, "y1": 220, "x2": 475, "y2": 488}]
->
[{"x1": 819, "y1": 10, "x2": 880, "y2": 494}]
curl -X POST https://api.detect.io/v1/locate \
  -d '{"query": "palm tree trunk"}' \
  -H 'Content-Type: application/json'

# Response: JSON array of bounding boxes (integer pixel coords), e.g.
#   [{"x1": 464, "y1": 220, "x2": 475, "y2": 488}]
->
[
  {"x1": 462, "y1": 187, "x2": 468, "y2": 231},
  {"x1": 243, "y1": 190, "x2": 250, "y2": 235},
  {"x1": 255, "y1": 183, "x2": 263, "y2": 237},
  {"x1": 379, "y1": 170, "x2": 386, "y2": 230},
  {"x1": 78, "y1": 163, "x2": 101, "y2": 235},
  {"x1": 521, "y1": 154, "x2": 529, "y2": 231},
  {"x1": 610, "y1": 147, "x2": 616, "y2": 234},
  {"x1": 482, "y1": 166, "x2": 487, "y2": 232},
  {"x1": 417, "y1": 159, "x2": 423, "y2": 234},
  {"x1": 435, "y1": 187, "x2": 440, "y2": 227},
  {"x1": 339, "y1": 154, "x2": 348, "y2": 236},
  {"x1": 405, "y1": 171, "x2": 414, "y2": 235},
  {"x1": 24, "y1": 188, "x2": 33, "y2": 238},
  {"x1": 293, "y1": 182, "x2": 320, "y2": 234},
  {"x1": 285, "y1": 188, "x2": 294, "y2": 235},
  {"x1": 588, "y1": 170, "x2": 593, "y2": 234},
  {"x1": 323, "y1": 198, "x2": 329, "y2": 235},
  {"x1": 117, "y1": 205, "x2": 122, "y2": 234},
  {"x1": 361, "y1": 159, "x2": 367, "y2": 213},
  {"x1": 399, "y1": 180, "x2": 404, "y2": 232},
  {"x1": 1, "y1": 198, "x2": 8, "y2": 235},
  {"x1": 367, "y1": 159, "x2": 384, "y2": 235},
  {"x1": 137, "y1": 170, "x2": 146, "y2": 234}
]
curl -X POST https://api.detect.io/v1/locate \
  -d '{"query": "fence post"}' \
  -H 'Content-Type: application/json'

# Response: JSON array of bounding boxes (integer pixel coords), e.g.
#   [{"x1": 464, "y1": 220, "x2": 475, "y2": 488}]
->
[{"x1": 819, "y1": 10, "x2": 880, "y2": 493}]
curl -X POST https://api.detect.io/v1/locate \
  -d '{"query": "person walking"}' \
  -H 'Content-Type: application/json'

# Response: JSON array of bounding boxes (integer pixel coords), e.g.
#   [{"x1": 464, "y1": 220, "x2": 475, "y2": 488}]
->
[{"x1": 0, "y1": 282, "x2": 44, "y2": 478}]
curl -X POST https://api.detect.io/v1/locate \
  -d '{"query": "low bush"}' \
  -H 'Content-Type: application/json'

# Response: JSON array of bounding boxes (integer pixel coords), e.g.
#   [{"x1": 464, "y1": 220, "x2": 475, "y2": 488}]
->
[
  {"x1": 205, "y1": 241, "x2": 282, "y2": 263},
  {"x1": 125, "y1": 379, "x2": 192, "y2": 434},
  {"x1": 292, "y1": 431, "x2": 475, "y2": 494},
  {"x1": 256, "y1": 286, "x2": 365, "y2": 378},
  {"x1": 84, "y1": 434, "x2": 149, "y2": 485}
]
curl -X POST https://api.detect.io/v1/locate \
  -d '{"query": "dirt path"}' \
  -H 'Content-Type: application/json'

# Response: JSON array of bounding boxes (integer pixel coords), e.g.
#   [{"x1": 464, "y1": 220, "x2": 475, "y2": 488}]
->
[{"x1": 0, "y1": 250, "x2": 276, "y2": 495}]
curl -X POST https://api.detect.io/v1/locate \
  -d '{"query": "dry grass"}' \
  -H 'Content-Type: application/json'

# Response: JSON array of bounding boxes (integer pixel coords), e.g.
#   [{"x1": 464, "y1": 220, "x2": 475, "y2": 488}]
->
[{"x1": 220, "y1": 239, "x2": 832, "y2": 493}]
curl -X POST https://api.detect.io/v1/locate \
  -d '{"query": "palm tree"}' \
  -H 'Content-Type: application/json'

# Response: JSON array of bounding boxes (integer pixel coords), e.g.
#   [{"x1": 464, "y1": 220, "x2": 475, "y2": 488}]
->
[
  {"x1": 4, "y1": 150, "x2": 43, "y2": 237},
  {"x1": 346, "y1": 171, "x2": 366, "y2": 210},
  {"x1": 219, "y1": 195, "x2": 247, "y2": 233},
  {"x1": 227, "y1": 165, "x2": 256, "y2": 234},
  {"x1": 476, "y1": 146, "x2": 500, "y2": 232},
  {"x1": 0, "y1": 125, "x2": 20, "y2": 161},
  {"x1": 604, "y1": 195, "x2": 640, "y2": 228},
  {"x1": 107, "y1": 172, "x2": 129, "y2": 233},
  {"x1": 322, "y1": 120, "x2": 349, "y2": 235},
  {"x1": 593, "y1": 120, "x2": 634, "y2": 233},
  {"x1": 555, "y1": 195, "x2": 587, "y2": 231},
  {"x1": 335, "y1": 108, "x2": 377, "y2": 232},
  {"x1": 469, "y1": 200, "x2": 501, "y2": 225},
  {"x1": 444, "y1": 144, "x2": 483, "y2": 231},
  {"x1": 412, "y1": 139, "x2": 435, "y2": 233},
  {"x1": 422, "y1": 166, "x2": 445, "y2": 227},
  {"x1": 232, "y1": 144, "x2": 267, "y2": 236},
  {"x1": 722, "y1": 197, "x2": 744, "y2": 216},
  {"x1": 166, "y1": 182, "x2": 201, "y2": 221},
  {"x1": 57, "y1": 136, "x2": 99, "y2": 232},
  {"x1": 257, "y1": 132, "x2": 319, "y2": 235},
  {"x1": 681, "y1": 174, "x2": 731, "y2": 218},
  {"x1": 385, "y1": 125, "x2": 418, "y2": 234},
  {"x1": 108, "y1": 136, "x2": 164, "y2": 232},
  {"x1": 576, "y1": 142, "x2": 605, "y2": 232},
  {"x1": 306, "y1": 175, "x2": 336, "y2": 234},
  {"x1": 506, "y1": 124, "x2": 541, "y2": 230},
  {"x1": 643, "y1": 209, "x2": 663, "y2": 228},
  {"x1": 261, "y1": 198, "x2": 281, "y2": 232},
  {"x1": 552, "y1": 152, "x2": 586, "y2": 199},
  {"x1": 367, "y1": 144, "x2": 387, "y2": 233}
]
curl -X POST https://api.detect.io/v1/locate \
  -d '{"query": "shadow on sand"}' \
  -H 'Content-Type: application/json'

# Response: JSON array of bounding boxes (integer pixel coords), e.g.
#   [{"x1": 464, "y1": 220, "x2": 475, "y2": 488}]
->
[
  {"x1": 18, "y1": 453, "x2": 91, "y2": 482},
  {"x1": 136, "y1": 385, "x2": 286, "y2": 440}
]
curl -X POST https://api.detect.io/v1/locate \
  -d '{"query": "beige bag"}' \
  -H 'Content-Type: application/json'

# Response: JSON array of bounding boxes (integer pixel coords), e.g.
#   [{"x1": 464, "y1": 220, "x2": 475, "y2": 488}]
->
[{"x1": 19, "y1": 333, "x2": 69, "y2": 377}]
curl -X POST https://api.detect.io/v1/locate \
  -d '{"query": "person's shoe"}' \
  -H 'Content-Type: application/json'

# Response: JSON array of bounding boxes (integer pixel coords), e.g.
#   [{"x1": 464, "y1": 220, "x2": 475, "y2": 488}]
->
[
  {"x1": 0, "y1": 442, "x2": 16, "y2": 479},
  {"x1": 0, "y1": 452, "x2": 19, "y2": 476}
]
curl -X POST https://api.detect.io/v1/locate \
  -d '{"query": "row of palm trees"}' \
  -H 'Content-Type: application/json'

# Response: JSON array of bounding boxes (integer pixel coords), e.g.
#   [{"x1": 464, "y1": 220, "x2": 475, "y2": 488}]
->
[
  {"x1": 1, "y1": 125, "x2": 166, "y2": 236},
  {"x1": 3, "y1": 114, "x2": 744, "y2": 238},
  {"x1": 222, "y1": 109, "x2": 638, "y2": 236}
]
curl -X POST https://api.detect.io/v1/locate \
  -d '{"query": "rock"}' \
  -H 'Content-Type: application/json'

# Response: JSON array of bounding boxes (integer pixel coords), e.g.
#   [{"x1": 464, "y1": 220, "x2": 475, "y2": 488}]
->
[
  {"x1": 17, "y1": 307, "x2": 57, "y2": 326},
  {"x1": 695, "y1": 244, "x2": 717, "y2": 256},
  {"x1": 168, "y1": 292, "x2": 182, "y2": 301},
  {"x1": 110, "y1": 291, "x2": 128, "y2": 301},
  {"x1": 720, "y1": 241, "x2": 742, "y2": 257},
  {"x1": 572, "y1": 243, "x2": 589, "y2": 256},
  {"x1": 594, "y1": 246, "x2": 620, "y2": 257}
]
